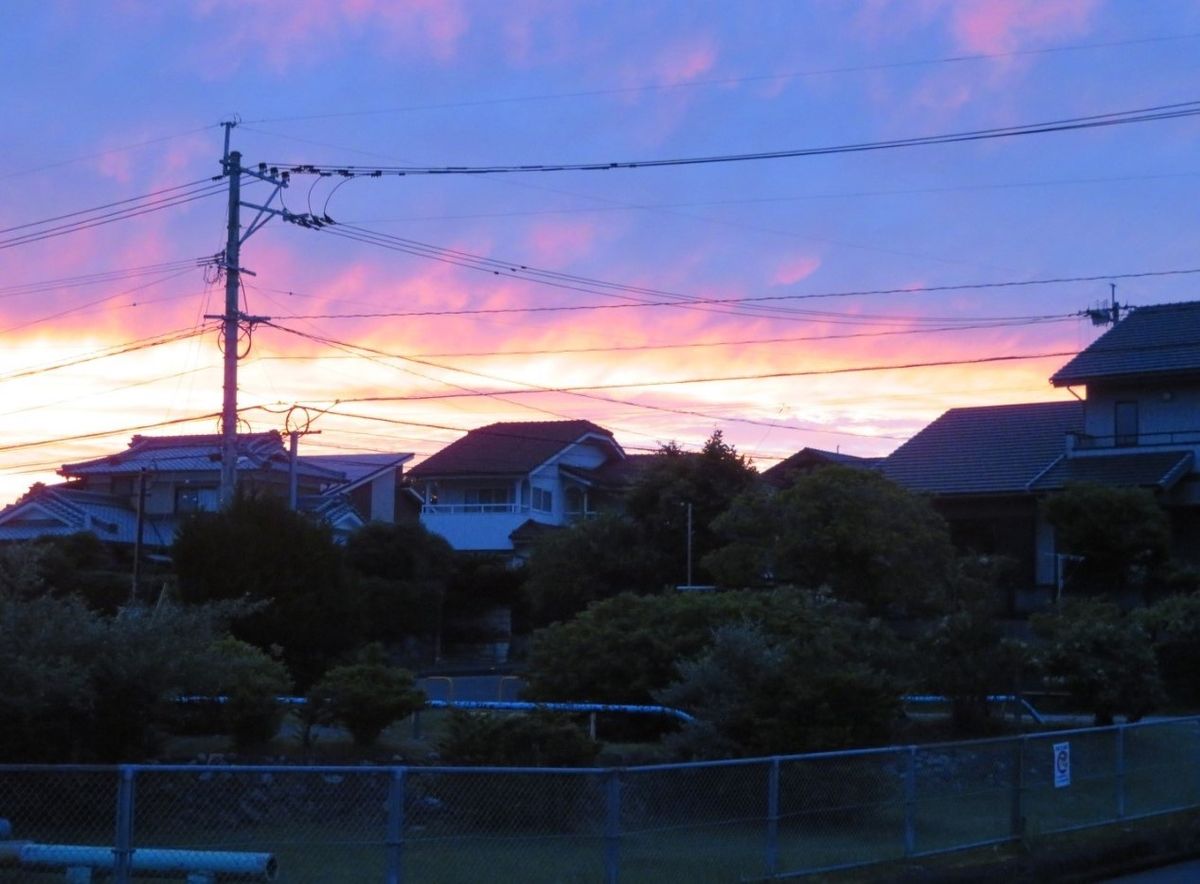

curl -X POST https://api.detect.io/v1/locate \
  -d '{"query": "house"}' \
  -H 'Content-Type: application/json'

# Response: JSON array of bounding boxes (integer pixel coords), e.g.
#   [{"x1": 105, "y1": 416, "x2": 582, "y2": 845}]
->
[
  {"x1": 880, "y1": 300, "x2": 1200, "y2": 612},
  {"x1": 407, "y1": 419, "x2": 636, "y2": 554},
  {"x1": 0, "y1": 432, "x2": 413, "y2": 549},
  {"x1": 761, "y1": 447, "x2": 881, "y2": 490}
]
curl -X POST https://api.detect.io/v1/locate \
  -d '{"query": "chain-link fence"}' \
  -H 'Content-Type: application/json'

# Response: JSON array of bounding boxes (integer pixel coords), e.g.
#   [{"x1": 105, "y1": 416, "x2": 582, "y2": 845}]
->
[{"x1": 2, "y1": 717, "x2": 1199, "y2": 882}]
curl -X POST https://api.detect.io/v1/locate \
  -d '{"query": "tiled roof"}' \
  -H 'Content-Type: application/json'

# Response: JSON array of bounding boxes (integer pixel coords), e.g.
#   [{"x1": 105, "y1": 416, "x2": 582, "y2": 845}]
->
[
  {"x1": 761, "y1": 448, "x2": 881, "y2": 489},
  {"x1": 560, "y1": 453, "x2": 658, "y2": 489},
  {"x1": 302, "y1": 452, "x2": 413, "y2": 491},
  {"x1": 881, "y1": 401, "x2": 1082, "y2": 495},
  {"x1": 0, "y1": 486, "x2": 141, "y2": 543},
  {"x1": 61, "y1": 432, "x2": 344, "y2": 481},
  {"x1": 1052, "y1": 301, "x2": 1200, "y2": 386},
  {"x1": 409, "y1": 420, "x2": 621, "y2": 478},
  {"x1": 1028, "y1": 450, "x2": 1194, "y2": 491}
]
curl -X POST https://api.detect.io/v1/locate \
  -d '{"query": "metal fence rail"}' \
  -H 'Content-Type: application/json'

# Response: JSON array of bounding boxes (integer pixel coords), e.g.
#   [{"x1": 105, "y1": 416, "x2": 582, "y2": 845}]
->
[{"x1": 2, "y1": 717, "x2": 1199, "y2": 883}]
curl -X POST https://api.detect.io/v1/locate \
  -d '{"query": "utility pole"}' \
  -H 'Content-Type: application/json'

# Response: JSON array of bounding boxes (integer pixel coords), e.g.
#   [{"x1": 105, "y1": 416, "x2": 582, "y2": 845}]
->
[
  {"x1": 219, "y1": 132, "x2": 242, "y2": 508},
  {"x1": 209, "y1": 121, "x2": 290, "y2": 506},
  {"x1": 130, "y1": 467, "x2": 148, "y2": 605},
  {"x1": 685, "y1": 501, "x2": 693, "y2": 587}
]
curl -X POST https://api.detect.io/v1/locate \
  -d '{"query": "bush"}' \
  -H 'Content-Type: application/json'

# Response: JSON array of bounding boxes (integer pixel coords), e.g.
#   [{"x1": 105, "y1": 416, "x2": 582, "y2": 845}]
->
[
  {"x1": 207, "y1": 637, "x2": 292, "y2": 748},
  {"x1": 307, "y1": 656, "x2": 424, "y2": 747},
  {"x1": 1136, "y1": 592, "x2": 1200, "y2": 707},
  {"x1": 438, "y1": 710, "x2": 600, "y2": 767},
  {"x1": 1032, "y1": 599, "x2": 1164, "y2": 725}
]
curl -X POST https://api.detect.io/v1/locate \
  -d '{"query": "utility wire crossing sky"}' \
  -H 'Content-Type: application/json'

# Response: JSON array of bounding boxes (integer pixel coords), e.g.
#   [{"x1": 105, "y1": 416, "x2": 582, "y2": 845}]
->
[{"x1": 2, "y1": 1, "x2": 1199, "y2": 505}]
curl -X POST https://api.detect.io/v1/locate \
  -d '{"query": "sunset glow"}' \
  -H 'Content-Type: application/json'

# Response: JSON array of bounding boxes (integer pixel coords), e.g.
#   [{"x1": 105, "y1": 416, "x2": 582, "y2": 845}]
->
[{"x1": 3, "y1": 2, "x2": 1198, "y2": 505}]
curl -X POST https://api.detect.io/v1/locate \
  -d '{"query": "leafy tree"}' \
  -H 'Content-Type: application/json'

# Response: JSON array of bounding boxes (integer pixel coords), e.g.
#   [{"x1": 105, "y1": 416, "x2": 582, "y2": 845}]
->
[
  {"x1": 624, "y1": 431, "x2": 759, "y2": 586},
  {"x1": 172, "y1": 492, "x2": 350, "y2": 686},
  {"x1": 657, "y1": 622, "x2": 900, "y2": 758},
  {"x1": 0, "y1": 591, "x2": 253, "y2": 761},
  {"x1": 438, "y1": 711, "x2": 600, "y2": 767},
  {"x1": 524, "y1": 588, "x2": 900, "y2": 711},
  {"x1": 523, "y1": 514, "x2": 663, "y2": 627},
  {"x1": 206, "y1": 637, "x2": 292, "y2": 749},
  {"x1": 1044, "y1": 483, "x2": 1171, "y2": 599},
  {"x1": 306, "y1": 650, "x2": 425, "y2": 747},
  {"x1": 918, "y1": 557, "x2": 1030, "y2": 732},
  {"x1": 1032, "y1": 598, "x2": 1164, "y2": 725},
  {"x1": 344, "y1": 521, "x2": 456, "y2": 656},
  {"x1": 1135, "y1": 592, "x2": 1200, "y2": 707},
  {"x1": 707, "y1": 466, "x2": 954, "y2": 615}
]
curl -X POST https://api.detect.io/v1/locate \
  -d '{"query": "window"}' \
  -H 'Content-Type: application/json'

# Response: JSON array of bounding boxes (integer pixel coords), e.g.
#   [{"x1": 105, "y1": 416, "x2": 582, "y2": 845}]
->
[
  {"x1": 464, "y1": 486, "x2": 513, "y2": 510},
  {"x1": 176, "y1": 485, "x2": 219, "y2": 514},
  {"x1": 1115, "y1": 401, "x2": 1139, "y2": 446},
  {"x1": 532, "y1": 487, "x2": 553, "y2": 513}
]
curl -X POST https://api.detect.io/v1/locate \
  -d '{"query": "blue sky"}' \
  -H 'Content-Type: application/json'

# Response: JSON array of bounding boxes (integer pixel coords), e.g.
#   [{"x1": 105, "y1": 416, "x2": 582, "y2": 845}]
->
[{"x1": 2, "y1": 1, "x2": 1199, "y2": 503}]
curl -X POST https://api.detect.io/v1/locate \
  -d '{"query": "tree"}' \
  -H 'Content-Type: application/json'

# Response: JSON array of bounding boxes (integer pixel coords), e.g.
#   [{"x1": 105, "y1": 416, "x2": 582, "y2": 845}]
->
[
  {"x1": 656, "y1": 622, "x2": 900, "y2": 758},
  {"x1": 306, "y1": 650, "x2": 425, "y2": 747},
  {"x1": 522, "y1": 514, "x2": 663, "y2": 627},
  {"x1": 918, "y1": 557, "x2": 1030, "y2": 732},
  {"x1": 1135, "y1": 592, "x2": 1200, "y2": 707},
  {"x1": 524, "y1": 588, "x2": 900, "y2": 711},
  {"x1": 344, "y1": 521, "x2": 456, "y2": 657},
  {"x1": 172, "y1": 493, "x2": 351, "y2": 686},
  {"x1": 205, "y1": 637, "x2": 293, "y2": 749},
  {"x1": 624, "y1": 431, "x2": 759, "y2": 587},
  {"x1": 0, "y1": 591, "x2": 255, "y2": 761},
  {"x1": 1032, "y1": 598, "x2": 1164, "y2": 725},
  {"x1": 706, "y1": 466, "x2": 954, "y2": 615},
  {"x1": 1043, "y1": 483, "x2": 1171, "y2": 599}
]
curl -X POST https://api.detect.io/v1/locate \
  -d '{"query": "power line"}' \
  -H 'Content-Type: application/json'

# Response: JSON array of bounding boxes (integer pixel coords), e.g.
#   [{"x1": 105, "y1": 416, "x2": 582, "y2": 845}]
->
[
  {"x1": 262, "y1": 322, "x2": 915, "y2": 442},
  {"x1": 0, "y1": 179, "x2": 217, "y2": 235},
  {"x1": 412, "y1": 317, "x2": 1077, "y2": 359},
  {"x1": 0, "y1": 124, "x2": 220, "y2": 180},
  {"x1": 0, "y1": 181, "x2": 231, "y2": 251},
  {"x1": 343, "y1": 171, "x2": 1200, "y2": 224},
  {"x1": 0, "y1": 258, "x2": 210, "y2": 300},
  {"x1": 1, "y1": 271, "x2": 206, "y2": 335},
  {"x1": 268, "y1": 100, "x2": 1200, "y2": 178},
  {"x1": 0, "y1": 324, "x2": 217, "y2": 384},
  {"x1": 267, "y1": 329, "x2": 1200, "y2": 403},
  {"x1": 261, "y1": 227, "x2": 1200, "y2": 317}
]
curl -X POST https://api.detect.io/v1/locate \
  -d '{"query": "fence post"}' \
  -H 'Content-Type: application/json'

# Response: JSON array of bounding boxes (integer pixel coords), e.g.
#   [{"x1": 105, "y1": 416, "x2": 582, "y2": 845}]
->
[
  {"x1": 604, "y1": 769, "x2": 621, "y2": 884},
  {"x1": 1115, "y1": 725, "x2": 1126, "y2": 820},
  {"x1": 387, "y1": 767, "x2": 406, "y2": 884},
  {"x1": 1010, "y1": 736, "x2": 1026, "y2": 839},
  {"x1": 113, "y1": 765, "x2": 135, "y2": 884},
  {"x1": 903, "y1": 747, "x2": 918, "y2": 856},
  {"x1": 765, "y1": 757, "x2": 780, "y2": 875}
]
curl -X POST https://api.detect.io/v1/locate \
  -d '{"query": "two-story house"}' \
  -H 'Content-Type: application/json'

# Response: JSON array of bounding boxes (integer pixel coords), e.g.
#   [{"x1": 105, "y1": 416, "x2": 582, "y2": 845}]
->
[
  {"x1": 0, "y1": 432, "x2": 413, "y2": 549},
  {"x1": 881, "y1": 300, "x2": 1200, "y2": 612},
  {"x1": 407, "y1": 419, "x2": 637, "y2": 555}
]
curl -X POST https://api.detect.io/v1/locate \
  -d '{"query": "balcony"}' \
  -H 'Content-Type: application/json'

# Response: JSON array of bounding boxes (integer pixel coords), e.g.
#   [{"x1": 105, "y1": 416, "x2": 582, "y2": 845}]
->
[
  {"x1": 1069, "y1": 429, "x2": 1200, "y2": 452},
  {"x1": 422, "y1": 503, "x2": 527, "y2": 515}
]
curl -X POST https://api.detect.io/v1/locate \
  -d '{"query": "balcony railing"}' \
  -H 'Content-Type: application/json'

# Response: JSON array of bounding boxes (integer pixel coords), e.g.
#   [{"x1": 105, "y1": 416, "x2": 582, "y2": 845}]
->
[
  {"x1": 1069, "y1": 429, "x2": 1200, "y2": 451},
  {"x1": 422, "y1": 503, "x2": 527, "y2": 515}
]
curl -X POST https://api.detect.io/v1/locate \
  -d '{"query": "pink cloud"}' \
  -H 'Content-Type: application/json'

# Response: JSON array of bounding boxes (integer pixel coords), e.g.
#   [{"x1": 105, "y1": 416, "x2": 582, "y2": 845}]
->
[
  {"x1": 950, "y1": 0, "x2": 1098, "y2": 54},
  {"x1": 525, "y1": 220, "x2": 600, "y2": 263},
  {"x1": 772, "y1": 255, "x2": 822, "y2": 286},
  {"x1": 187, "y1": 0, "x2": 470, "y2": 73}
]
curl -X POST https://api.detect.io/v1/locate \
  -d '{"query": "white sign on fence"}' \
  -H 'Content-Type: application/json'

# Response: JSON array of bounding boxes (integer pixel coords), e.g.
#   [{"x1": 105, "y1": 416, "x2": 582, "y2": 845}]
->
[{"x1": 1053, "y1": 741, "x2": 1071, "y2": 788}]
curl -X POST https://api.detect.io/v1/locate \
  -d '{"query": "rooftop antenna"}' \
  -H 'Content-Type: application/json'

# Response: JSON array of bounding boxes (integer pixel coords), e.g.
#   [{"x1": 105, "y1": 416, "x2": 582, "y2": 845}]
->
[{"x1": 1084, "y1": 284, "x2": 1122, "y2": 326}]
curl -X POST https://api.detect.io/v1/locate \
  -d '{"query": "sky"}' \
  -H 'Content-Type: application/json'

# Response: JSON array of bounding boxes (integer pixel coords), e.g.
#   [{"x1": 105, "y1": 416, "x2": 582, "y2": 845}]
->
[{"x1": 3, "y1": 0, "x2": 1200, "y2": 505}]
